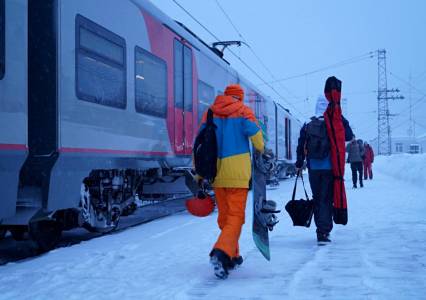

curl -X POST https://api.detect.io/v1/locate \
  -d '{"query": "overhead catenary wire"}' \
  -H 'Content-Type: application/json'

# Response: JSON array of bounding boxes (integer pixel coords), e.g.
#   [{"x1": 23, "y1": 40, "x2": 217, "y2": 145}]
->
[
  {"x1": 357, "y1": 93, "x2": 426, "y2": 137},
  {"x1": 259, "y1": 51, "x2": 376, "y2": 86},
  {"x1": 172, "y1": 0, "x2": 222, "y2": 41},
  {"x1": 414, "y1": 69, "x2": 426, "y2": 82},
  {"x1": 357, "y1": 70, "x2": 426, "y2": 138},
  {"x1": 389, "y1": 71, "x2": 426, "y2": 97},
  {"x1": 213, "y1": 0, "x2": 303, "y2": 102},
  {"x1": 414, "y1": 120, "x2": 426, "y2": 131},
  {"x1": 172, "y1": 0, "x2": 307, "y2": 118}
]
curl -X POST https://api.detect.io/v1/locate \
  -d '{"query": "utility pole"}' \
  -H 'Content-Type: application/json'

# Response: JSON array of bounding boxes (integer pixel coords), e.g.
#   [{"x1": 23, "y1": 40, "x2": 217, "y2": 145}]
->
[
  {"x1": 408, "y1": 71, "x2": 414, "y2": 137},
  {"x1": 377, "y1": 49, "x2": 404, "y2": 155}
]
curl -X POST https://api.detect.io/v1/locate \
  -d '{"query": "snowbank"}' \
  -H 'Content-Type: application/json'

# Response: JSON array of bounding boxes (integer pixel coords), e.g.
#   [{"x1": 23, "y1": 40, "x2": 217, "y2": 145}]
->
[{"x1": 374, "y1": 153, "x2": 426, "y2": 189}]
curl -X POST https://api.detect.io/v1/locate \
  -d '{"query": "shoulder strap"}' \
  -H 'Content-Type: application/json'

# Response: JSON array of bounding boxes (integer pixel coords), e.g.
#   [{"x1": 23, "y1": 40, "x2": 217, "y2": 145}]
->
[
  {"x1": 207, "y1": 109, "x2": 213, "y2": 125},
  {"x1": 292, "y1": 172, "x2": 310, "y2": 201}
]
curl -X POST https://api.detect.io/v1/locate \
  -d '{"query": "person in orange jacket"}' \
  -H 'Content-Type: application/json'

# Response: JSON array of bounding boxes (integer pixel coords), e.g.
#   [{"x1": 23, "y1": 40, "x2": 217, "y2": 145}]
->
[
  {"x1": 196, "y1": 84, "x2": 264, "y2": 279},
  {"x1": 363, "y1": 141, "x2": 374, "y2": 180}
]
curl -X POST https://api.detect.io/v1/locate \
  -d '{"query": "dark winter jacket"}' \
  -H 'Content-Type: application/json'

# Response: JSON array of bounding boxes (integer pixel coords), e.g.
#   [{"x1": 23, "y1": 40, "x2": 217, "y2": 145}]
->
[
  {"x1": 296, "y1": 116, "x2": 353, "y2": 169},
  {"x1": 346, "y1": 140, "x2": 365, "y2": 163}
]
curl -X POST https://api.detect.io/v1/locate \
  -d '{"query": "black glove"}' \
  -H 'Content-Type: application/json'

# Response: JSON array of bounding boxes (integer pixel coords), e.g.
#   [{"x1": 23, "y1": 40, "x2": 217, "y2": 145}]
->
[
  {"x1": 295, "y1": 161, "x2": 303, "y2": 169},
  {"x1": 198, "y1": 178, "x2": 209, "y2": 191}
]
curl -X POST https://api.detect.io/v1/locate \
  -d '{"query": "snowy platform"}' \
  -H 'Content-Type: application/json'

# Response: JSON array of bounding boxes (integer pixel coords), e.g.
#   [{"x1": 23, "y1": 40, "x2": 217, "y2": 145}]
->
[
  {"x1": 0, "y1": 155, "x2": 425, "y2": 299},
  {"x1": 0, "y1": 197, "x2": 188, "y2": 265}
]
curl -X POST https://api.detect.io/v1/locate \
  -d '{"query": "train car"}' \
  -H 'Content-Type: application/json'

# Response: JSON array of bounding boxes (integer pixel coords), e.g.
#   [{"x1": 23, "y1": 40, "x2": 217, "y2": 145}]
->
[
  {"x1": 0, "y1": 0, "x2": 28, "y2": 239},
  {"x1": 273, "y1": 103, "x2": 300, "y2": 179},
  {"x1": 0, "y1": 0, "x2": 301, "y2": 249}
]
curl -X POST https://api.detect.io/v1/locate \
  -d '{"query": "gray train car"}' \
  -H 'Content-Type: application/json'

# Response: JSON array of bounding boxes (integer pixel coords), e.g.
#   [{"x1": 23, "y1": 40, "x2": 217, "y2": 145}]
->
[
  {"x1": 0, "y1": 0, "x2": 301, "y2": 249},
  {"x1": 272, "y1": 103, "x2": 300, "y2": 179},
  {"x1": 0, "y1": 0, "x2": 28, "y2": 234}
]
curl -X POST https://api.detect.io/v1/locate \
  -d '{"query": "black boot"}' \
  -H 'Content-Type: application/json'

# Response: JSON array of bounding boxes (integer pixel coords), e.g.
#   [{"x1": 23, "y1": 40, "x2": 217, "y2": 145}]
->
[
  {"x1": 228, "y1": 255, "x2": 243, "y2": 270},
  {"x1": 209, "y1": 249, "x2": 231, "y2": 279},
  {"x1": 317, "y1": 232, "x2": 331, "y2": 245}
]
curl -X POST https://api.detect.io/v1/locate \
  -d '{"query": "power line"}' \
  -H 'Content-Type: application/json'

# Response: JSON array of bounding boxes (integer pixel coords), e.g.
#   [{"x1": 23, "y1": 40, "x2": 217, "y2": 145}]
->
[
  {"x1": 227, "y1": 47, "x2": 307, "y2": 118},
  {"x1": 213, "y1": 0, "x2": 304, "y2": 107},
  {"x1": 357, "y1": 93, "x2": 426, "y2": 137},
  {"x1": 259, "y1": 51, "x2": 376, "y2": 85},
  {"x1": 389, "y1": 71, "x2": 426, "y2": 97},
  {"x1": 171, "y1": 0, "x2": 221, "y2": 41},
  {"x1": 414, "y1": 69, "x2": 426, "y2": 81},
  {"x1": 414, "y1": 120, "x2": 426, "y2": 131},
  {"x1": 172, "y1": 0, "x2": 307, "y2": 118},
  {"x1": 213, "y1": 0, "x2": 244, "y2": 41}
]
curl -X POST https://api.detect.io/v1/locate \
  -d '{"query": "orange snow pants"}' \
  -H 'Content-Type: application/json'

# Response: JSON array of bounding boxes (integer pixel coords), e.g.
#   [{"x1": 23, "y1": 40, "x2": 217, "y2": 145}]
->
[{"x1": 213, "y1": 187, "x2": 248, "y2": 258}]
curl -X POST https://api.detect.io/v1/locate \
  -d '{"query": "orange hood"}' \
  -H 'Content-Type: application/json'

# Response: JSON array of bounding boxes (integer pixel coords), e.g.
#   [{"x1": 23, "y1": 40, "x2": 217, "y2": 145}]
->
[{"x1": 210, "y1": 95, "x2": 245, "y2": 117}]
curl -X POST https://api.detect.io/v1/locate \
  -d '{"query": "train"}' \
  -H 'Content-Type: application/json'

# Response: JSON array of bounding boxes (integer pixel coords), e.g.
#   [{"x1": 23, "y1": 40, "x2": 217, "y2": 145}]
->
[{"x1": 0, "y1": 0, "x2": 301, "y2": 250}]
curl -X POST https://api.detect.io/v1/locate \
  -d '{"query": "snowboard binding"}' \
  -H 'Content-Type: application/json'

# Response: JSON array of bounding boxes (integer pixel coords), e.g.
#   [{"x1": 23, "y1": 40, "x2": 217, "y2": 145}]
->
[{"x1": 256, "y1": 198, "x2": 280, "y2": 231}]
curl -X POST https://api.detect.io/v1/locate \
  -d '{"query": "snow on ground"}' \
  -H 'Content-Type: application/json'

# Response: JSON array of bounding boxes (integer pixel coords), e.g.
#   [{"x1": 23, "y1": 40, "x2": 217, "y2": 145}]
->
[
  {"x1": 0, "y1": 155, "x2": 425, "y2": 300},
  {"x1": 374, "y1": 153, "x2": 426, "y2": 189}
]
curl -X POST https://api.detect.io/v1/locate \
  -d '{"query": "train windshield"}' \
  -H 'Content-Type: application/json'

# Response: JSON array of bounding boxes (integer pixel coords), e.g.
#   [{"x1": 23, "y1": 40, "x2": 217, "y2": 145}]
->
[{"x1": 0, "y1": 0, "x2": 4, "y2": 79}]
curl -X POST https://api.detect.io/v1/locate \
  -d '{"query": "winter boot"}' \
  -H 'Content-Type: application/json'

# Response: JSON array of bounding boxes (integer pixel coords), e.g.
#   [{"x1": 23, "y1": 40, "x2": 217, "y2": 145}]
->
[
  {"x1": 317, "y1": 232, "x2": 331, "y2": 245},
  {"x1": 360, "y1": 181, "x2": 364, "y2": 188},
  {"x1": 228, "y1": 256, "x2": 243, "y2": 270},
  {"x1": 209, "y1": 249, "x2": 231, "y2": 279},
  {"x1": 353, "y1": 184, "x2": 357, "y2": 189}
]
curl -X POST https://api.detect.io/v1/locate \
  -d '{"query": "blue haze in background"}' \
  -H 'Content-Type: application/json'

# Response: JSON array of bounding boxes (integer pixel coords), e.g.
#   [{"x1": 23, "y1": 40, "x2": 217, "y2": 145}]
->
[{"x1": 151, "y1": 0, "x2": 426, "y2": 141}]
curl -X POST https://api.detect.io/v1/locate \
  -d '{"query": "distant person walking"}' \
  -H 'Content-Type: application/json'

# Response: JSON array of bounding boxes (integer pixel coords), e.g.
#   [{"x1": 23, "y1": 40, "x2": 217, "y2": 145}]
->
[
  {"x1": 363, "y1": 142, "x2": 374, "y2": 180},
  {"x1": 346, "y1": 136, "x2": 365, "y2": 188},
  {"x1": 195, "y1": 84, "x2": 264, "y2": 279}
]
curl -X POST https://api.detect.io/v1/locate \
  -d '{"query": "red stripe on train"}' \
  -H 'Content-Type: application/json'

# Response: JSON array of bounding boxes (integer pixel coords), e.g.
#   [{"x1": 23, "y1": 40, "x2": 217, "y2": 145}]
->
[
  {"x1": 59, "y1": 147, "x2": 173, "y2": 156},
  {"x1": 0, "y1": 144, "x2": 27, "y2": 151}
]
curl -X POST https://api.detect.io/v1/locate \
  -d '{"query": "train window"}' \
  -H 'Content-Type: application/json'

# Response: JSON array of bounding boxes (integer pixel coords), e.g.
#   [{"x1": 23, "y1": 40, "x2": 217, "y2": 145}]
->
[
  {"x1": 0, "y1": 0, "x2": 4, "y2": 79},
  {"x1": 197, "y1": 80, "x2": 214, "y2": 122},
  {"x1": 75, "y1": 15, "x2": 126, "y2": 109},
  {"x1": 183, "y1": 45, "x2": 193, "y2": 111},
  {"x1": 174, "y1": 40, "x2": 183, "y2": 110},
  {"x1": 135, "y1": 46, "x2": 167, "y2": 118}
]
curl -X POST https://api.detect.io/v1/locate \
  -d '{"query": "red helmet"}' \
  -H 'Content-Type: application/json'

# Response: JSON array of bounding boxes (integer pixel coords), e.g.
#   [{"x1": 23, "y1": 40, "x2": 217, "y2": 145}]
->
[{"x1": 186, "y1": 191, "x2": 215, "y2": 217}]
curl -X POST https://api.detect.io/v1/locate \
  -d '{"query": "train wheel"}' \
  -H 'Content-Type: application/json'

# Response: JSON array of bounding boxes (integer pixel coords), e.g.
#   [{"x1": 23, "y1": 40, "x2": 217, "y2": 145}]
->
[
  {"x1": 10, "y1": 227, "x2": 26, "y2": 241},
  {"x1": 80, "y1": 184, "x2": 120, "y2": 234},
  {"x1": 29, "y1": 220, "x2": 62, "y2": 252}
]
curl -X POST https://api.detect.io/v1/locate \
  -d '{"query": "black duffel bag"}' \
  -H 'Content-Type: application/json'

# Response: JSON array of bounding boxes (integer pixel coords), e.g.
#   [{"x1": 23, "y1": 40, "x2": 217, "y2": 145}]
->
[{"x1": 285, "y1": 173, "x2": 314, "y2": 227}]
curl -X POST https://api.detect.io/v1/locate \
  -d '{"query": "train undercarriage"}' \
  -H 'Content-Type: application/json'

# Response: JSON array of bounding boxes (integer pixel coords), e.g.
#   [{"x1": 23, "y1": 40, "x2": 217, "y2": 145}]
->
[{"x1": 0, "y1": 167, "x2": 193, "y2": 251}]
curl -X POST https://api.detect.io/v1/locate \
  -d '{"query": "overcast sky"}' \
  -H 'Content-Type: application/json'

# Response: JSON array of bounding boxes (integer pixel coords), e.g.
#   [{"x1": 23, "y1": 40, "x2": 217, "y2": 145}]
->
[{"x1": 151, "y1": 0, "x2": 426, "y2": 141}]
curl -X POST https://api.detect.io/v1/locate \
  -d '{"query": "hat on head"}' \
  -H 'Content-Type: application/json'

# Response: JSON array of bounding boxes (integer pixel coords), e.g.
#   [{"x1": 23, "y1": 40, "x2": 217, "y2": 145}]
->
[
  {"x1": 315, "y1": 95, "x2": 328, "y2": 116},
  {"x1": 224, "y1": 84, "x2": 244, "y2": 101},
  {"x1": 324, "y1": 76, "x2": 342, "y2": 102}
]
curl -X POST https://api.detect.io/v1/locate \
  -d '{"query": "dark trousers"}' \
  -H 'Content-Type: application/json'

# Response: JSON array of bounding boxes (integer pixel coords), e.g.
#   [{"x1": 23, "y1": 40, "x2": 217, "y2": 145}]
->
[
  {"x1": 308, "y1": 170, "x2": 334, "y2": 235},
  {"x1": 350, "y1": 162, "x2": 363, "y2": 186}
]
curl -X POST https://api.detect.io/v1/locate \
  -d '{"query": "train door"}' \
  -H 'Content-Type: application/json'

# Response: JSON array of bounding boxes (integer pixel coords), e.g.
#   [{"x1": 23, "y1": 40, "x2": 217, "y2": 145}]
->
[
  {"x1": 285, "y1": 118, "x2": 289, "y2": 159},
  {"x1": 173, "y1": 38, "x2": 193, "y2": 155},
  {"x1": 288, "y1": 118, "x2": 292, "y2": 159},
  {"x1": 284, "y1": 117, "x2": 293, "y2": 160}
]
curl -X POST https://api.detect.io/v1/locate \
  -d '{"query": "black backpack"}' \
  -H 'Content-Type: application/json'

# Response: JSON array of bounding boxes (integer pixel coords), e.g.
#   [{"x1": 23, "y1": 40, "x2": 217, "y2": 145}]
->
[
  {"x1": 193, "y1": 109, "x2": 218, "y2": 182},
  {"x1": 305, "y1": 117, "x2": 330, "y2": 159}
]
